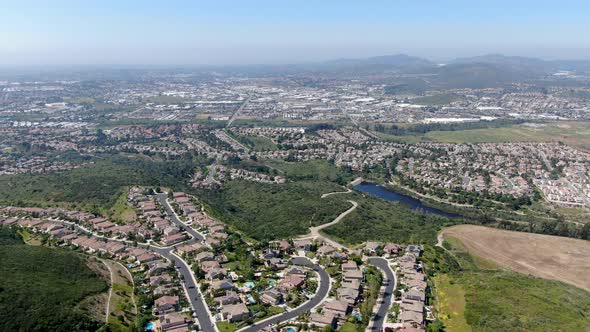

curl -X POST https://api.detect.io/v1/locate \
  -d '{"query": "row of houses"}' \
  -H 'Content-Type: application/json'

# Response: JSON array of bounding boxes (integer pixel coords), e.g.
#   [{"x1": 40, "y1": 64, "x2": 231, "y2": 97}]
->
[
  {"x1": 396, "y1": 249, "x2": 427, "y2": 332},
  {"x1": 310, "y1": 259, "x2": 365, "y2": 329},
  {"x1": 0, "y1": 214, "x2": 194, "y2": 332}
]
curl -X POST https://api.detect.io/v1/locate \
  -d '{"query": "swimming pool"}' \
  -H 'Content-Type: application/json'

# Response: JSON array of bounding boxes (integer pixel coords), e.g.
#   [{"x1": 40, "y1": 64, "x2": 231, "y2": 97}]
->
[
  {"x1": 245, "y1": 281, "x2": 255, "y2": 288},
  {"x1": 145, "y1": 322, "x2": 155, "y2": 331}
]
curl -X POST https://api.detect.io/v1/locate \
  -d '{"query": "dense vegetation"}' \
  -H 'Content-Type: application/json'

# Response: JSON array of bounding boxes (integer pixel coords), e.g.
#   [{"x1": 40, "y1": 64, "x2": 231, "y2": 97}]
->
[
  {"x1": 199, "y1": 180, "x2": 351, "y2": 240},
  {"x1": 323, "y1": 192, "x2": 457, "y2": 245},
  {"x1": 369, "y1": 118, "x2": 524, "y2": 136},
  {"x1": 0, "y1": 154, "x2": 205, "y2": 212},
  {"x1": 0, "y1": 227, "x2": 108, "y2": 331},
  {"x1": 422, "y1": 239, "x2": 590, "y2": 331}
]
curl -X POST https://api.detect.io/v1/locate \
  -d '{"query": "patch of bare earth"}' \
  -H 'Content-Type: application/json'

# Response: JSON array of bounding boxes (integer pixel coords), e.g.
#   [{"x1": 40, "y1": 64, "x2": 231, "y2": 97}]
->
[{"x1": 442, "y1": 225, "x2": 590, "y2": 291}]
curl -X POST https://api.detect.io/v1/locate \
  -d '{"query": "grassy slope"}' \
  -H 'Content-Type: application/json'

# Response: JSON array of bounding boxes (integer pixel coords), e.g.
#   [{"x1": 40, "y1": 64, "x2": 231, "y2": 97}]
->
[
  {"x1": 241, "y1": 135, "x2": 278, "y2": 151},
  {"x1": 429, "y1": 237, "x2": 590, "y2": 332},
  {"x1": 0, "y1": 227, "x2": 108, "y2": 332}
]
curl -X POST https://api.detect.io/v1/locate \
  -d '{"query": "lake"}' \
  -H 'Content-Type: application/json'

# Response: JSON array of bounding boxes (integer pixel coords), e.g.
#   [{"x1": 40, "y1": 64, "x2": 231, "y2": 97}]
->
[{"x1": 354, "y1": 182, "x2": 461, "y2": 218}]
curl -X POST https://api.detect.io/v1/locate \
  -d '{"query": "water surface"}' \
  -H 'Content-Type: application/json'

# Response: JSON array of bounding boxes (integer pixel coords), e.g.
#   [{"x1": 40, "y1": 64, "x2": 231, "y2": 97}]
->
[{"x1": 354, "y1": 182, "x2": 460, "y2": 218}]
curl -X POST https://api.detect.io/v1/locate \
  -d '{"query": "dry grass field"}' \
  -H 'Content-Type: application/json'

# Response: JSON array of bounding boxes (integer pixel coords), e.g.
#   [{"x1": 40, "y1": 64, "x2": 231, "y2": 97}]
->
[{"x1": 441, "y1": 224, "x2": 590, "y2": 291}]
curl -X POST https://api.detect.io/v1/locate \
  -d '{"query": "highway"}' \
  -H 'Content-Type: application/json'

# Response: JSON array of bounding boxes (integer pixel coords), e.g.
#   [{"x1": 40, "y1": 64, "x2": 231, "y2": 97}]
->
[
  {"x1": 367, "y1": 257, "x2": 397, "y2": 332},
  {"x1": 238, "y1": 257, "x2": 330, "y2": 332}
]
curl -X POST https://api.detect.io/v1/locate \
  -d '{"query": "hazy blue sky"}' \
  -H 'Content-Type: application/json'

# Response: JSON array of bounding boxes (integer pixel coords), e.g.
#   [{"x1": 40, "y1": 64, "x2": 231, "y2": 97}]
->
[{"x1": 1, "y1": 0, "x2": 590, "y2": 65}]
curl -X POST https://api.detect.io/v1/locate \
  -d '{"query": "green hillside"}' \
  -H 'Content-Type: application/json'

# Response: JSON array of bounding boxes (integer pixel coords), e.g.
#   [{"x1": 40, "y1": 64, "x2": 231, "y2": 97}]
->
[{"x1": 0, "y1": 227, "x2": 108, "y2": 332}]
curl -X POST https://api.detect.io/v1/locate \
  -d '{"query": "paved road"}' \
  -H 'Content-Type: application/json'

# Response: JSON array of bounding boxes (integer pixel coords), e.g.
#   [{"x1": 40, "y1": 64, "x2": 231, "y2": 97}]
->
[
  {"x1": 367, "y1": 257, "x2": 396, "y2": 332},
  {"x1": 238, "y1": 257, "x2": 330, "y2": 332},
  {"x1": 155, "y1": 193, "x2": 216, "y2": 332},
  {"x1": 161, "y1": 250, "x2": 216, "y2": 332},
  {"x1": 54, "y1": 216, "x2": 216, "y2": 331},
  {"x1": 227, "y1": 97, "x2": 251, "y2": 127},
  {"x1": 156, "y1": 193, "x2": 205, "y2": 242}
]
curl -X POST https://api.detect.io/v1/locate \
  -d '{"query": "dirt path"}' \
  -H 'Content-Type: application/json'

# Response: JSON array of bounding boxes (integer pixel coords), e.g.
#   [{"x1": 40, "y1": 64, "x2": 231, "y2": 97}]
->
[
  {"x1": 441, "y1": 225, "x2": 590, "y2": 291},
  {"x1": 320, "y1": 188, "x2": 352, "y2": 198},
  {"x1": 114, "y1": 261, "x2": 137, "y2": 315},
  {"x1": 99, "y1": 259, "x2": 114, "y2": 323},
  {"x1": 298, "y1": 200, "x2": 358, "y2": 250}
]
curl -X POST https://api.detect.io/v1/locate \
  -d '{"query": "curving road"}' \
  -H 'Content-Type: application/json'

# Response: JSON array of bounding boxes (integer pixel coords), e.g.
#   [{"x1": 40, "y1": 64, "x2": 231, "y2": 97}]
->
[
  {"x1": 238, "y1": 257, "x2": 330, "y2": 332},
  {"x1": 155, "y1": 193, "x2": 205, "y2": 242},
  {"x1": 367, "y1": 257, "x2": 396, "y2": 332},
  {"x1": 155, "y1": 193, "x2": 216, "y2": 332},
  {"x1": 51, "y1": 212, "x2": 217, "y2": 331}
]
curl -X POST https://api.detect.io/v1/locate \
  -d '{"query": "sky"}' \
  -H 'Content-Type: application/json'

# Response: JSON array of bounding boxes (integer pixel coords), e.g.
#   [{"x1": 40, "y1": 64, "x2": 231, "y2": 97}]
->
[{"x1": 1, "y1": 0, "x2": 590, "y2": 65}]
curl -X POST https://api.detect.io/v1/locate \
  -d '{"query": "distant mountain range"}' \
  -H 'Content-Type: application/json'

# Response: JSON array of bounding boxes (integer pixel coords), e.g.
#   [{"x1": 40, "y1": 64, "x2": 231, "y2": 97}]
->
[
  {"x1": 318, "y1": 53, "x2": 590, "y2": 89},
  {"x1": 326, "y1": 54, "x2": 434, "y2": 68},
  {"x1": 325, "y1": 53, "x2": 590, "y2": 72}
]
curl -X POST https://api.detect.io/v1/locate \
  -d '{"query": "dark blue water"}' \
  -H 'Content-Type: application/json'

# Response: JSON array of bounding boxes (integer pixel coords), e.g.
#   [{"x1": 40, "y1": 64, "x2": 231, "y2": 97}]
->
[{"x1": 354, "y1": 183, "x2": 460, "y2": 218}]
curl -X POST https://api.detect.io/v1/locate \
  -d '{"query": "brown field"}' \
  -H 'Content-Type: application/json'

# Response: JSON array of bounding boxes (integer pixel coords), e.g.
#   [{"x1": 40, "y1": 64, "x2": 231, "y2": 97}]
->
[{"x1": 441, "y1": 225, "x2": 590, "y2": 291}]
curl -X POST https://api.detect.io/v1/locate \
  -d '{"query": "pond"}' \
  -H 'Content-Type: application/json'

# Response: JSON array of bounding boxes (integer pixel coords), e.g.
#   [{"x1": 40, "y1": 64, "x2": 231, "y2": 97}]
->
[{"x1": 354, "y1": 182, "x2": 460, "y2": 218}]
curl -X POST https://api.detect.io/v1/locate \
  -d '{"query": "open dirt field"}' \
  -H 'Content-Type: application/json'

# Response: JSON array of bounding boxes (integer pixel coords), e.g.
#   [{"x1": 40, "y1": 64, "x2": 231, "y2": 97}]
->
[{"x1": 441, "y1": 225, "x2": 590, "y2": 291}]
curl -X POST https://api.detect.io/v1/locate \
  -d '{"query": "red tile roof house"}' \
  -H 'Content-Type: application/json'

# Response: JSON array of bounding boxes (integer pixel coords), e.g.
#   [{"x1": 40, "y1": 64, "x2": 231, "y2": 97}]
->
[
  {"x1": 310, "y1": 312, "x2": 336, "y2": 329},
  {"x1": 137, "y1": 252, "x2": 160, "y2": 264},
  {"x1": 88, "y1": 217, "x2": 107, "y2": 226},
  {"x1": 400, "y1": 310, "x2": 424, "y2": 326},
  {"x1": 176, "y1": 243, "x2": 204, "y2": 256},
  {"x1": 150, "y1": 273, "x2": 173, "y2": 287},
  {"x1": 60, "y1": 233, "x2": 78, "y2": 242},
  {"x1": 172, "y1": 192, "x2": 186, "y2": 198},
  {"x1": 158, "y1": 312, "x2": 189, "y2": 332},
  {"x1": 212, "y1": 231, "x2": 228, "y2": 240},
  {"x1": 37, "y1": 222, "x2": 64, "y2": 233},
  {"x1": 1, "y1": 217, "x2": 19, "y2": 226},
  {"x1": 341, "y1": 261, "x2": 358, "y2": 271},
  {"x1": 221, "y1": 303, "x2": 250, "y2": 323},
  {"x1": 196, "y1": 251, "x2": 215, "y2": 263},
  {"x1": 154, "y1": 295, "x2": 180, "y2": 314},
  {"x1": 208, "y1": 225, "x2": 225, "y2": 233},
  {"x1": 211, "y1": 279, "x2": 234, "y2": 292},
  {"x1": 125, "y1": 248, "x2": 149, "y2": 261},
  {"x1": 113, "y1": 224, "x2": 137, "y2": 238},
  {"x1": 163, "y1": 233, "x2": 186, "y2": 246},
  {"x1": 205, "y1": 236, "x2": 221, "y2": 247},
  {"x1": 384, "y1": 243, "x2": 402, "y2": 255},
  {"x1": 163, "y1": 226, "x2": 181, "y2": 236},
  {"x1": 95, "y1": 221, "x2": 116, "y2": 233},
  {"x1": 272, "y1": 240, "x2": 291, "y2": 252},
  {"x1": 343, "y1": 269, "x2": 363, "y2": 283},
  {"x1": 214, "y1": 290, "x2": 241, "y2": 306},
  {"x1": 105, "y1": 242, "x2": 127, "y2": 256},
  {"x1": 404, "y1": 289, "x2": 426, "y2": 302},
  {"x1": 260, "y1": 288, "x2": 283, "y2": 305},
  {"x1": 49, "y1": 228, "x2": 73, "y2": 240},
  {"x1": 17, "y1": 219, "x2": 45, "y2": 231},
  {"x1": 323, "y1": 300, "x2": 351, "y2": 317},
  {"x1": 174, "y1": 196, "x2": 191, "y2": 204},
  {"x1": 337, "y1": 287, "x2": 359, "y2": 305}
]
